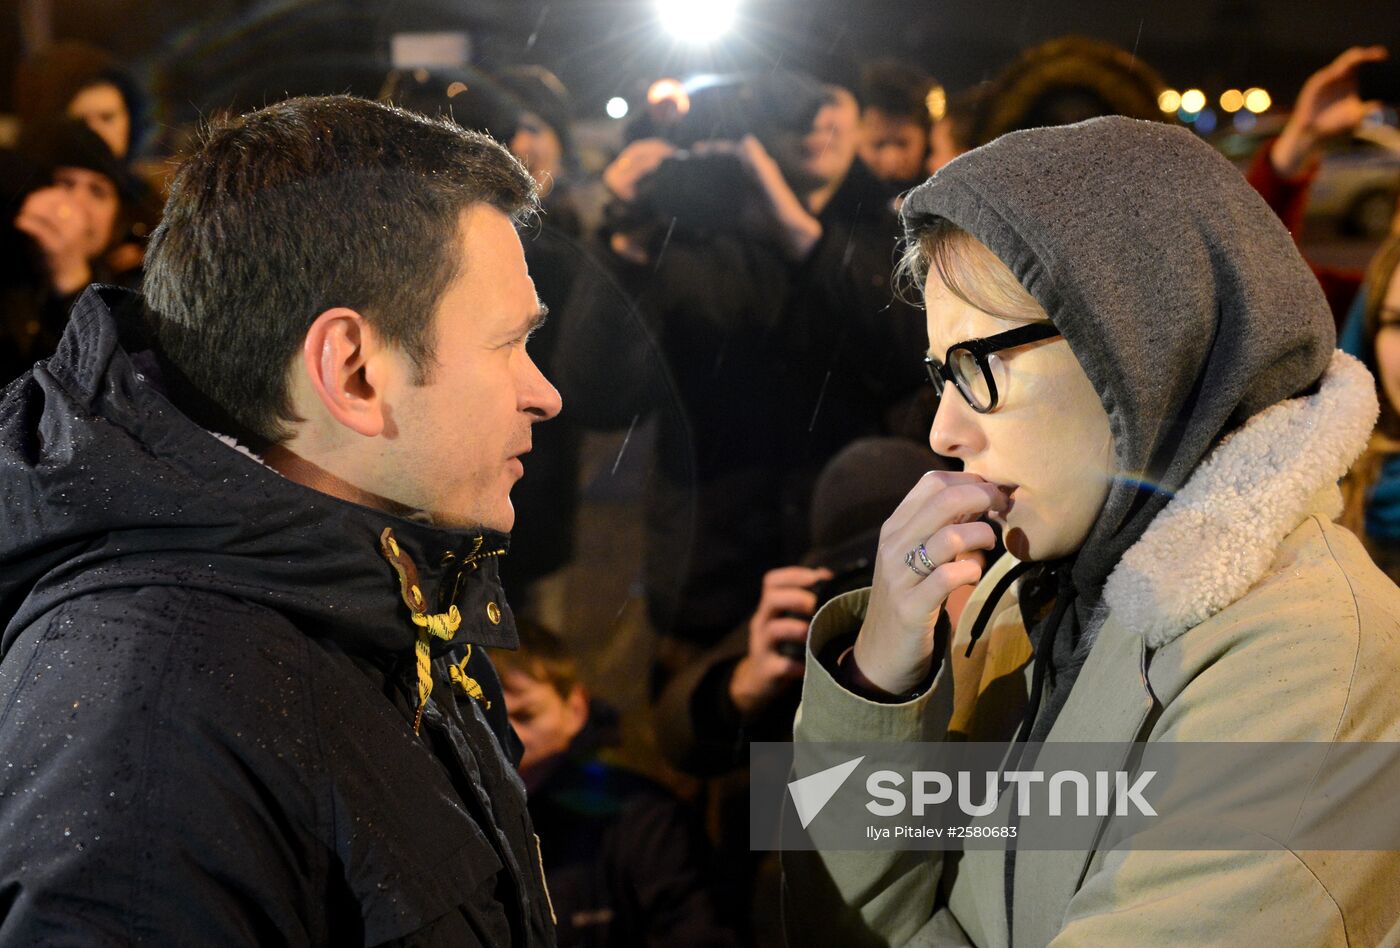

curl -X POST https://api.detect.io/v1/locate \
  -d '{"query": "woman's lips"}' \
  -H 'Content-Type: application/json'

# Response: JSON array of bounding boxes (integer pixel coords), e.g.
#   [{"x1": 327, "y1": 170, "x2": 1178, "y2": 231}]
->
[{"x1": 989, "y1": 483, "x2": 1018, "y2": 519}]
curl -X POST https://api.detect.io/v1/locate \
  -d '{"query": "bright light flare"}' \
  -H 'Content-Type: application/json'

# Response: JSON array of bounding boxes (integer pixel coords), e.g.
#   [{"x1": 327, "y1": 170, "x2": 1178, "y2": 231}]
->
[
  {"x1": 926, "y1": 85, "x2": 948, "y2": 122},
  {"x1": 606, "y1": 97, "x2": 630, "y2": 120},
  {"x1": 1158, "y1": 89, "x2": 1182, "y2": 113},
  {"x1": 646, "y1": 78, "x2": 691, "y2": 115},
  {"x1": 1244, "y1": 88, "x2": 1272, "y2": 113},
  {"x1": 656, "y1": 0, "x2": 739, "y2": 44},
  {"x1": 1180, "y1": 89, "x2": 1207, "y2": 114}
]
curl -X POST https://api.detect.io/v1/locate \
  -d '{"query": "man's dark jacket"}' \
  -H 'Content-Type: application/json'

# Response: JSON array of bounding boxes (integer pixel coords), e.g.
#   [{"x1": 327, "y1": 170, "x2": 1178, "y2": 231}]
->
[{"x1": 0, "y1": 288, "x2": 556, "y2": 946}]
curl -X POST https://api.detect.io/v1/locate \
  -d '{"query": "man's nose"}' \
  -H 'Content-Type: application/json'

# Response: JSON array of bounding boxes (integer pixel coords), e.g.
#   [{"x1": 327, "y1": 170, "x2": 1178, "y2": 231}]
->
[{"x1": 522, "y1": 354, "x2": 562, "y2": 421}]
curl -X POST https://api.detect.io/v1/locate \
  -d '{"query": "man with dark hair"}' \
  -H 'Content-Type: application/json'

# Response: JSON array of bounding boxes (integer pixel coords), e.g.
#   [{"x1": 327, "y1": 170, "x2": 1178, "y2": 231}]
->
[
  {"x1": 0, "y1": 95, "x2": 561, "y2": 945},
  {"x1": 858, "y1": 60, "x2": 936, "y2": 188}
]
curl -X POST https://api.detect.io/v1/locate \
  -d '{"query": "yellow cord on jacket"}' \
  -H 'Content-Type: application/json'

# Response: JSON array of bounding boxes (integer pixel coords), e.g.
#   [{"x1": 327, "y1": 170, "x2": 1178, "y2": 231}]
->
[{"x1": 380, "y1": 527, "x2": 464, "y2": 734}]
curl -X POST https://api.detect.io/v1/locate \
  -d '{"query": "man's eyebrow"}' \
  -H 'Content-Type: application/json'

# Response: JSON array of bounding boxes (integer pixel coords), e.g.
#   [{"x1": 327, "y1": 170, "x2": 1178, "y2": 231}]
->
[{"x1": 506, "y1": 304, "x2": 549, "y2": 340}]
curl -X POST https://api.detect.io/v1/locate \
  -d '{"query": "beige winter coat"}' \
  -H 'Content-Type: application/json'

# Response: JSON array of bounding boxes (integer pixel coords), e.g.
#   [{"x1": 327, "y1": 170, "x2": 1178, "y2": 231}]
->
[{"x1": 786, "y1": 352, "x2": 1400, "y2": 946}]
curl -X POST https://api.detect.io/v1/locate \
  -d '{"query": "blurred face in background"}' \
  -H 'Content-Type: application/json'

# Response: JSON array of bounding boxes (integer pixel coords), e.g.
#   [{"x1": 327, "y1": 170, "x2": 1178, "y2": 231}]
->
[
  {"x1": 509, "y1": 112, "x2": 563, "y2": 197},
  {"x1": 501, "y1": 669, "x2": 587, "y2": 775},
  {"x1": 859, "y1": 107, "x2": 928, "y2": 183},
  {"x1": 67, "y1": 82, "x2": 130, "y2": 160},
  {"x1": 801, "y1": 86, "x2": 860, "y2": 190},
  {"x1": 52, "y1": 166, "x2": 120, "y2": 257},
  {"x1": 927, "y1": 121, "x2": 965, "y2": 175},
  {"x1": 1373, "y1": 265, "x2": 1400, "y2": 419}
]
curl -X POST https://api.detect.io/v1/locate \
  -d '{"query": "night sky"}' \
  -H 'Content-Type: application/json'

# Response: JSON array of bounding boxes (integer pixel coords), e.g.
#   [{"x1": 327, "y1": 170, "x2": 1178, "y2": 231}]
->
[{"x1": 3, "y1": 0, "x2": 1397, "y2": 122}]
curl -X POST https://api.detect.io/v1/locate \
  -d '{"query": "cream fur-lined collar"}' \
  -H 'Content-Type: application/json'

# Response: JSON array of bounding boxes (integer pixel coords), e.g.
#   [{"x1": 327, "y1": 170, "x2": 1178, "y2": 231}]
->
[{"x1": 1102, "y1": 351, "x2": 1378, "y2": 649}]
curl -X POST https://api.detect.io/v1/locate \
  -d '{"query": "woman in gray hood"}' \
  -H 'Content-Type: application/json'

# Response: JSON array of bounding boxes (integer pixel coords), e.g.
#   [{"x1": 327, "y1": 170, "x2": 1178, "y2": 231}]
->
[{"x1": 785, "y1": 116, "x2": 1400, "y2": 945}]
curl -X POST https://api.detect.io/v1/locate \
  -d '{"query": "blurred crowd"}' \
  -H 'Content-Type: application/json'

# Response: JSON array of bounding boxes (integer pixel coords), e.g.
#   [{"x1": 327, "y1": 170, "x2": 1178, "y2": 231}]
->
[{"x1": 3, "y1": 32, "x2": 1399, "y2": 948}]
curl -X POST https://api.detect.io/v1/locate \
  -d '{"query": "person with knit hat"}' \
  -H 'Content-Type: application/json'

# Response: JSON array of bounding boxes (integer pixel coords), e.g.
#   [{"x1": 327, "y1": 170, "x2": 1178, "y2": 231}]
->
[
  {"x1": 653, "y1": 437, "x2": 958, "y2": 945},
  {"x1": 13, "y1": 40, "x2": 148, "y2": 161},
  {"x1": 784, "y1": 115, "x2": 1400, "y2": 944},
  {"x1": 1, "y1": 118, "x2": 147, "y2": 382}
]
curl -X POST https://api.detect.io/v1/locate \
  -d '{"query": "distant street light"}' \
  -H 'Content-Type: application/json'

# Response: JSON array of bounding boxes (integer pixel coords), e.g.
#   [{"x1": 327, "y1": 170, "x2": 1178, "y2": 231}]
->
[
  {"x1": 1181, "y1": 89, "x2": 1207, "y2": 114},
  {"x1": 1243, "y1": 88, "x2": 1272, "y2": 114},
  {"x1": 1220, "y1": 89, "x2": 1244, "y2": 113},
  {"x1": 656, "y1": 0, "x2": 739, "y2": 44},
  {"x1": 1158, "y1": 89, "x2": 1182, "y2": 113}
]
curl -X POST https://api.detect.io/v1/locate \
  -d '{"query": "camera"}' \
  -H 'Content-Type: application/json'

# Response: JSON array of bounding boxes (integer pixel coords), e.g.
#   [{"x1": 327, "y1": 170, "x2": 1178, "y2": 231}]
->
[
  {"x1": 624, "y1": 70, "x2": 831, "y2": 234},
  {"x1": 774, "y1": 558, "x2": 875, "y2": 661}
]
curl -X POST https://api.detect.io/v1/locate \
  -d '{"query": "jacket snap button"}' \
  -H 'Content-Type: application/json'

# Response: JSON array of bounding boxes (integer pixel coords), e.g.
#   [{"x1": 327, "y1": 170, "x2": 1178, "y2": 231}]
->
[{"x1": 486, "y1": 602, "x2": 501, "y2": 624}]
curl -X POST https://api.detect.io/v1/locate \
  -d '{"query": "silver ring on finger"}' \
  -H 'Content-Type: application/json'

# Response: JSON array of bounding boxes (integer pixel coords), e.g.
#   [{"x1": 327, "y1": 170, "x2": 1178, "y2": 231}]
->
[
  {"x1": 904, "y1": 545, "x2": 933, "y2": 578},
  {"x1": 915, "y1": 543, "x2": 937, "y2": 572}
]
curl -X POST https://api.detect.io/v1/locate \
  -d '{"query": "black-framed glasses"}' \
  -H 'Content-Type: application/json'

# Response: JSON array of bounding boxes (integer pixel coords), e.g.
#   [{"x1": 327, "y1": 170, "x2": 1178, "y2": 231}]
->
[{"x1": 924, "y1": 322, "x2": 1062, "y2": 413}]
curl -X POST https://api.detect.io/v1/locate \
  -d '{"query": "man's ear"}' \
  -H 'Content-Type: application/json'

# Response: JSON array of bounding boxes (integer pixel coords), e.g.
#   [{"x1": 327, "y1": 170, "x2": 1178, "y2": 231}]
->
[{"x1": 299, "y1": 308, "x2": 394, "y2": 438}]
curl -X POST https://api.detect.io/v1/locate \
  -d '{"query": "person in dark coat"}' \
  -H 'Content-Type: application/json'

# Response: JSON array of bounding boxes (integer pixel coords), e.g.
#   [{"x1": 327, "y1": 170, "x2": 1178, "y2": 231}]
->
[
  {"x1": 1, "y1": 118, "x2": 149, "y2": 383},
  {"x1": 379, "y1": 65, "x2": 603, "y2": 625},
  {"x1": 13, "y1": 39, "x2": 150, "y2": 162},
  {"x1": 654, "y1": 438, "x2": 955, "y2": 777},
  {"x1": 651, "y1": 437, "x2": 956, "y2": 944},
  {"x1": 0, "y1": 95, "x2": 561, "y2": 945},
  {"x1": 582, "y1": 73, "x2": 928, "y2": 663}
]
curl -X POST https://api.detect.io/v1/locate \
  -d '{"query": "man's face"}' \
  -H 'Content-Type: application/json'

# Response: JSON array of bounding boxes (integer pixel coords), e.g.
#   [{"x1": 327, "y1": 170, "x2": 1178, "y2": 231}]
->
[
  {"x1": 859, "y1": 107, "x2": 927, "y2": 183},
  {"x1": 509, "y1": 113, "x2": 563, "y2": 196},
  {"x1": 52, "y1": 166, "x2": 119, "y2": 257},
  {"x1": 501, "y1": 669, "x2": 586, "y2": 775},
  {"x1": 67, "y1": 82, "x2": 130, "y2": 160},
  {"x1": 801, "y1": 87, "x2": 860, "y2": 189},
  {"x1": 381, "y1": 205, "x2": 561, "y2": 531}
]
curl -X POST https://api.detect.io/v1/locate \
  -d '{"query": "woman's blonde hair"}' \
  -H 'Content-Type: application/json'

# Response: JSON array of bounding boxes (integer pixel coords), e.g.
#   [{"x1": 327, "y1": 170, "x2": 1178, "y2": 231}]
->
[{"x1": 896, "y1": 218, "x2": 1047, "y2": 325}]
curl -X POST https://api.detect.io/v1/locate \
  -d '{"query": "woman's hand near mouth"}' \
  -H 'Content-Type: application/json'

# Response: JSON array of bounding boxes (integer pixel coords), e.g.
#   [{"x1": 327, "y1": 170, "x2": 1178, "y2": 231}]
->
[{"x1": 851, "y1": 471, "x2": 1006, "y2": 696}]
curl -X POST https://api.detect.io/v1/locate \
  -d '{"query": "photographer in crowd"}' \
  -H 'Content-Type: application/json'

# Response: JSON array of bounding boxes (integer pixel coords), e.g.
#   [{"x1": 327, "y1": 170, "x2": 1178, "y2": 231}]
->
[
  {"x1": 583, "y1": 71, "x2": 928, "y2": 670},
  {"x1": 857, "y1": 61, "x2": 937, "y2": 191}
]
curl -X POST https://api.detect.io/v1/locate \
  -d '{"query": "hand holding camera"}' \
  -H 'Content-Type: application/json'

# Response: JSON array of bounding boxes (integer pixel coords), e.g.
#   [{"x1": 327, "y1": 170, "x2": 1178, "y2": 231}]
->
[{"x1": 729, "y1": 565, "x2": 833, "y2": 717}]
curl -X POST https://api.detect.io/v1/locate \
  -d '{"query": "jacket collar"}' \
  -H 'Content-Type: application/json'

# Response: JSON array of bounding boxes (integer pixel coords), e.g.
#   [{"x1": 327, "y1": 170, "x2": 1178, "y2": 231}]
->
[
  {"x1": 1102, "y1": 350, "x2": 1376, "y2": 649},
  {"x1": 2, "y1": 287, "x2": 518, "y2": 656}
]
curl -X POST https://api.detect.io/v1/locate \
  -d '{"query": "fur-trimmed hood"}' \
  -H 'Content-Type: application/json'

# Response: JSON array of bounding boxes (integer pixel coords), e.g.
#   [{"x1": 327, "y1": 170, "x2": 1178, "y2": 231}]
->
[{"x1": 1103, "y1": 350, "x2": 1378, "y2": 648}]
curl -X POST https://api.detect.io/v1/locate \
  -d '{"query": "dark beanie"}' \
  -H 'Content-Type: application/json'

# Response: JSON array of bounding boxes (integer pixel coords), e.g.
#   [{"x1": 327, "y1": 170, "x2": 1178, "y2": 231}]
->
[
  {"x1": 14, "y1": 41, "x2": 146, "y2": 156},
  {"x1": 495, "y1": 66, "x2": 574, "y2": 162},
  {"x1": 804, "y1": 437, "x2": 954, "y2": 572},
  {"x1": 19, "y1": 118, "x2": 144, "y2": 203}
]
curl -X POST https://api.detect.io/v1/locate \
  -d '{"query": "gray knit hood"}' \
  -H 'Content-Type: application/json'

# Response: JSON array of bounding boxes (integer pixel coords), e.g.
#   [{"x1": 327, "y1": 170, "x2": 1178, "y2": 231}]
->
[{"x1": 902, "y1": 115, "x2": 1336, "y2": 595}]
